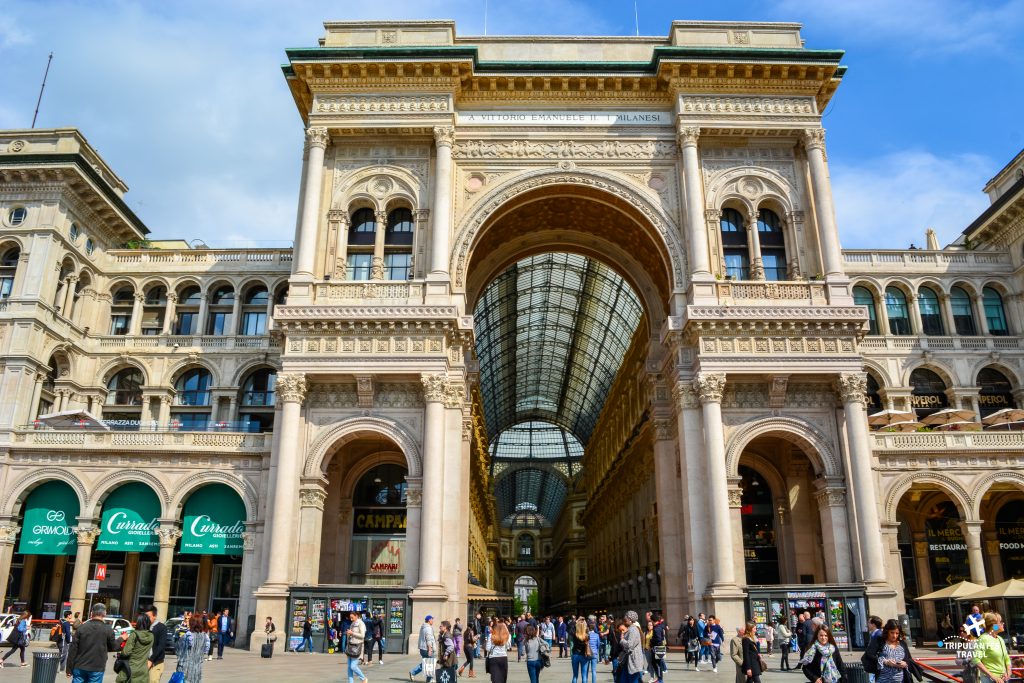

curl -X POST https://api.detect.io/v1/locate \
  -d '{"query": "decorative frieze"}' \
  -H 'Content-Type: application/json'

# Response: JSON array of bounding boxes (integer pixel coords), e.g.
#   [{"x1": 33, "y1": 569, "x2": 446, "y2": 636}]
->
[
  {"x1": 695, "y1": 335, "x2": 856, "y2": 357},
  {"x1": 721, "y1": 382, "x2": 769, "y2": 409},
  {"x1": 451, "y1": 139, "x2": 677, "y2": 160},
  {"x1": 314, "y1": 94, "x2": 450, "y2": 114},
  {"x1": 681, "y1": 95, "x2": 817, "y2": 117}
]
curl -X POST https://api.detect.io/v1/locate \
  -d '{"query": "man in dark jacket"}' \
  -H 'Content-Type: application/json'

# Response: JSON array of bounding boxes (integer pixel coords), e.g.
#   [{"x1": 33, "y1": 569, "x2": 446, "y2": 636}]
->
[
  {"x1": 800, "y1": 611, "x2": 815, "y2": 655},
  {"x1": 145, "y1": 605, "x2": 166, "y2": 682},
  {"x1": 58, "y1": 611, "x2": 73, "y2": 672},
  {"x1": 65, "y1": 602, "x2": 117, "y2": 682}
]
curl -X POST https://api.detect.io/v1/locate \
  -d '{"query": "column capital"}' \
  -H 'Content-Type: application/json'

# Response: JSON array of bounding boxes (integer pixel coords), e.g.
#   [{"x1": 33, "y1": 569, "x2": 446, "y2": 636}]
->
[
  {"x1": 433, "y1": 126, "x2": 455, "y2": 148},
  {"x1": 240, "y1": 531, "x2": 256, "y2": 552},
  {"x1": 0, "y1": 524, "x2": 20, "y2": 545},
  {"x1": 653, "y1": 417, "x2": 676, "y2": 441},
  {"x1": 802, "y1": 128, "x2": 827, "y2": 152},
  {"x1": 276, "y1": 373, "x2": 308, "y2": 404},
  {"x1": 327, "y1": 209, "x2": 348, "y2": 224},
  {"x1": 813, "y1": 485, "x2": 847, "y2": 508},
  {"x1": 959, "y1": 520, "x2": 985, "y2": 536},
  {"x1": 421, "y1": 373, "x2": 448, "y2": 403},
  {"x1": 727, "y1": 486, "x2": 743, "y2": 509},
  {"x1": 694, "y1": 372, "x2": 727, "y2": 404},
  {"x1": 305, "y1": 126, "x2": 330, "y2": 150},
  {"x1": 835, "y1": 372, "x2": 868, "y2": 405},
  {"x1": 370, "y1": 256, "x2": 386, "y2": 280},
  {"x1": 299, "y1": 486, "x2": 328, "y2": 511},
  {"x1": 166, "y1": 292, "x2": 178, "y2": 303},
  {"x1": 677, "y1": 125, "x2": 701, "y2": 147},
  {"x1": 156, "y1": 527, "x2": 182, "y2": 548},
  {"x1": 672, "y1": 380, "x2": 700, "y2": 410},
  {"x1": 74, "y1": 526, "x2": 102, "y2": 546}
]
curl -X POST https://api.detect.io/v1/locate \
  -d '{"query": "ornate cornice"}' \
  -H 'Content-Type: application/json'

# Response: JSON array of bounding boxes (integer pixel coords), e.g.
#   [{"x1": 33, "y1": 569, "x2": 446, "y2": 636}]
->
[
  {"x1": 694, "y1": 372, "x2": 727, "y2": 404},
  {"x1": 276, "y1": 372, "x2": 308, "y2": 404}
]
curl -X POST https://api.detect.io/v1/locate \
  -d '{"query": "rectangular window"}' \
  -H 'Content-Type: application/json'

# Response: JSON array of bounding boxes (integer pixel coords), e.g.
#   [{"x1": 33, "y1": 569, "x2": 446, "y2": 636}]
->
[
  {"x1": 347, "y1": 254, "x2": 372, "y2": 281},
  {"x1": 240, "y1": 312, "x2": 267, "y2": 336},
  {"x1": 206, "y1": 312, "x2": 228, "y2": 336},
  {"x1": 172, "y1": 412, "x2": 210, "y2": 430},
  {"x1": 762, "y1": 252, "x2": 786, "y2": 281},
  {"x1": 0, "y1": 277, "x2": 13, "y2": 297},
  {"x1": 174, "y1": 312, "x2": 196, "y2": 335},
  {"x1": 109, "y1": 314, "x2": 130, "y2": 335},
  {"x1": 385, "y1": 253, "x2": 412, "y2": 280},
  {"x1": 724, "y1": 252, "x2": 749, "y2": 280}
]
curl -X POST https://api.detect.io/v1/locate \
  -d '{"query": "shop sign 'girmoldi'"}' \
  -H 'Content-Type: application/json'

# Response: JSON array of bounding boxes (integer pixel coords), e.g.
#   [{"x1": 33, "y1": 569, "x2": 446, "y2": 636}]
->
[
  {"x1": 180, "y1": 484, "x2": 246, "y2": 555},
  {"x1": 98, "y1": 482, "x2": 160, "y2": 552},
  {"x1": 18, "y1": 480, "x2": 78, "y2": 555}
]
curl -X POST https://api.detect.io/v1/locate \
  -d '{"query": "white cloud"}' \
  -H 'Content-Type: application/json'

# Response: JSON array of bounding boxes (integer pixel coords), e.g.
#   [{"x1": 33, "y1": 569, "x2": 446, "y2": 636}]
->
[
  {"x1": 831, "y1": 151, "x2": 993, "y2": 250},
  {"x1": 776, "y1": 0, "x2": 1024, "y2": 55},
  {"x1": 0, "y1": 16, "x2": 32, "y2": 48}
]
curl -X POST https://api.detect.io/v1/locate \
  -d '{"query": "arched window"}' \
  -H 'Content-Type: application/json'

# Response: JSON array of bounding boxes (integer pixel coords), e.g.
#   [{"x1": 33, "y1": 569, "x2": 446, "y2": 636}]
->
[
  {"x1": 950, "y1": 287, "x2": 976, "y2": 335},
  {"x1": 918, "y1": 287, "x2": 944, "y2": 335},
  {"x1": 348, "y1": 208, "x2": 376, "y2": 245},
  {"x1": 239, "y1": 285, "x2": 268, "y2": 335},
  {"x1": 141, "y1": 286, "x2": 166, "y2": 335},
  {"x1": 239, "y1": 368, "x2": 276, "y2": 432},
  {"x1": 7, "y1": 207, "x2": 27, "y2": 226},
  {"x1": 106, "y1": 368, "x2": 144, "y2": 406},
  {"x1": 0, "y1": 246, "x2": 20, "y2": 297},
  {"x1": 909, "y1": 368, "x2": 948, "y2": 419},
  {"x1": 885, "y1": 287, "x2": 912, "y2": 335},
  {"x1": 740, "y1": 465, "x2": 779, "y2": 584},
  {"x1": 109, "y1": 285, "x2": 135, "y2": 335},
  {"x1": 978, "y1": 367, "x2": 1016, "y2": 417},
  {"x1": 385, "y1": 208, "x2": 414, "y2": 280},
  {"x1": 720, "y1": 208, "x2": 749, "y2": 279},
  {"x1": 866, "y1": 373, "x2": 883, "y2": 414},
  {"x1": 175, "y1": 369, "x2": 212, "y2": 406},
  {"x1": 205, "y1": 285, "x2": 234, "y2": 335},
  {"x1": 984, "y1": 287, "x2": 1009, "y2": 335},
  {"x1": 757, "y1": 209, "x2": 787, "y2": 281},
  {"x1": 518, "y1": 533, "x2": 535, "y2": 560},
  {"x1": 854, "y1": 286, "x2": 879, "y2": 335},
  {"x1": 174, "y1": 286, "x2": 201, "y2": 335}
]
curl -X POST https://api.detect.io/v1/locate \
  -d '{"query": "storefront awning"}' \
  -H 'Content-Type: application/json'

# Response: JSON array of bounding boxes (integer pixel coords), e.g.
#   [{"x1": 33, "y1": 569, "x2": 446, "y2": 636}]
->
[
  {"x1": 963, "y1": 578, "x2": 1024, "y2": 600},
  {"x1": 914, "y1": 580, "x2": 986, "y2": 601},
  {"x1": 467, "y1": 584, "x2": 513, "y2": 602},
  {"x1": 36, "y1": 409, "x2": 109, "y2": 430}
]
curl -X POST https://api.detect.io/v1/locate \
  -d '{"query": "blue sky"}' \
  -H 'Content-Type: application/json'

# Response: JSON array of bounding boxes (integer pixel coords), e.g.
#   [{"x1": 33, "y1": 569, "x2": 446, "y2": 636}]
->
[{"x1": 2, "y1": 0, "x2": 1022, "y2": 250}]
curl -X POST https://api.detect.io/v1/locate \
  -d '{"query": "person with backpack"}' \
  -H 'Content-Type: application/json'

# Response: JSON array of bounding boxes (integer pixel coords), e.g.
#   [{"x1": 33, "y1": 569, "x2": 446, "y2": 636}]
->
[
  {"x1": 56, "y1": 611, "x2": 74, "y2": 672},
  {"x1": 0, "y1": 610, "x2": 31, "y2": 667}
]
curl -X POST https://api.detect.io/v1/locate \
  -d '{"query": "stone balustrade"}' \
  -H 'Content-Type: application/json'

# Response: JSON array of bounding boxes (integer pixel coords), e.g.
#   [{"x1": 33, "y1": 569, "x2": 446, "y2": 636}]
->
[
  {"x1": 714, "y1": 279, "x2": 828, "y2": 304},
  {"x1": 11, "y1": 428, "x2": 271, "y2": 452},
  {"x1": 90, "y1": 334, "x2": 280, "y2": 351},
  {"x1": 105, "y1": 248, "x2": 293, "y2": 271},
  {"x1": 859, "y1": 335, "x2": 1024, "y2": 352},
  {"x1": 313, "y1": 281, "x2": 425, "y2": 303},
  {"x1": 842, "y1": 249, "x2": 1012, "y2": 273},
  {"x1": 871, "y1": 430, "x2": 1024, "y2": 453}
]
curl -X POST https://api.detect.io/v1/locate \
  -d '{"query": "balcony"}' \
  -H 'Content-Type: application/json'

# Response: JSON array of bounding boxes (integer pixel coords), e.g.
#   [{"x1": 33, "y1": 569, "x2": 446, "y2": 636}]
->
[
  {"x1": 90, "y1": 335, "x2": 280, "y2": 351},
  {"x1": 842, "y1": 249, "x2": 1012, "y2": 274},
  {"x1": 314, "y1": 281, "x2": 425, "y2": 304},
  {"x1": 11, "y1": 427, "x2": 271, "y2": 452},
  {"x1": 871, "y1": 430, "x2": 1024, "y2": 456},
  {"x1": 713, "y1": 279, "x2": 828, "y2": 305},
  {"x1": 859, "y1": 335, "x2": 1024, "y2": 352},
  {"x1": 105, "y1": 248, "x2": 293, "y2": 271}
]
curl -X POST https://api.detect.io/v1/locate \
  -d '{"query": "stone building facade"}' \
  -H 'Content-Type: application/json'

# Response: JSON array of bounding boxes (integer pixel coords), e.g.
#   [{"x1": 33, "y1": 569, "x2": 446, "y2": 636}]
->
[{"x1": 0, "y1": 20, "x2": 1021, "y2": 648}]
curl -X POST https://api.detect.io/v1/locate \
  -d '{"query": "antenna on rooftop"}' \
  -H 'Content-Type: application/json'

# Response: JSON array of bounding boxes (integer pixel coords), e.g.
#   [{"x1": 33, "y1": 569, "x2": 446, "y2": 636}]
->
[
  {"x1": 31, "y1": 52, "x2": 54, "y2": 129},
  {"x1": 634, "y1": 0, "x2": 640, "y2": 36}
]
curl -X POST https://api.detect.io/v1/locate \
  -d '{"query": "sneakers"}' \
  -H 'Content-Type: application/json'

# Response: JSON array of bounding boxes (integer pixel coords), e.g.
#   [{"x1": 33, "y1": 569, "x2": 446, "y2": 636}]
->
[
  {"x1": 409, "y1": 674, "x2": 415, "y2": 681},
  {"x1": 713, "y1": 667, "x2": 718, "y2": 673}
]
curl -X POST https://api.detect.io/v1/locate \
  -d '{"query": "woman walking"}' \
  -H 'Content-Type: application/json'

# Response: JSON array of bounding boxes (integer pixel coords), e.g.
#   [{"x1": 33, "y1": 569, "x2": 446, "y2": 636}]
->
[
  {"x1": 973, "y1": 612, "x2": 1012, "y2": 683},
  {"x1": 487, "y1": 622, "x2": 510, "y2": 683},
  {"x1": 680, "y1": 616, "x2": 699, "y2": 670},
  {"x1": 776, "y1": 619, "x2": 793, "y2": 672},
  {"x1": 115, "y1": 613, "x2": 155, "y2": 683},
  {"x1": 798, "y1": 625, "x2": 847, "y2": 683},
  {"x1": 523, "y1": 624, "x2": 550, "y2": 683},
  {"x1": 176, "y1": 615, "x2": 212, "y2": 683},
  {"x1": 346, "y1": 611, "x2": 369, "y2": 683},
  {"x1": 0, "y1": 610, "x2": 30, "y2": 668},
  {"x1": 741, "y1": 622, "x2": 765, "y2": 683},
  {"x1": 459, "y1": 626, "x2": 477, "y2": 677},
  {"x1": 438, "y1": 621, "x2": 458, "y2": 683},
  {"x1": 587, "y1": 619, "x2": 601, "y2": 683},
  {"x1": 569, "y1": 618, "x2": 590, "y2": 683}
]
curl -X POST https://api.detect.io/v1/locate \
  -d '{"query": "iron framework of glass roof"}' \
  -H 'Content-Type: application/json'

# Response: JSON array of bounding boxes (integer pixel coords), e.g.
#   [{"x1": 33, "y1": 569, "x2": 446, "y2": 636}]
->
[{"x1": 474, "y1": 253, "x2": 643, "y2": 528}]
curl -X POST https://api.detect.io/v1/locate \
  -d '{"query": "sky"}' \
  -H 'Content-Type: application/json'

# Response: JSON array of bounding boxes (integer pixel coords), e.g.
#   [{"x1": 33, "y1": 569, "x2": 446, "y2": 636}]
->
[{"x1": 2, "y1": 0, "x2": 1022, "y2": 250}]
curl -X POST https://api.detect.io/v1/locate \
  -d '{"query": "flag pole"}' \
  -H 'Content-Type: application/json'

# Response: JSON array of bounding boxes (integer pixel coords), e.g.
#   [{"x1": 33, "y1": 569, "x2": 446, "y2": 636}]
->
[{"x1": 31, "y1": 52, "x2": 54, "y2": 129}]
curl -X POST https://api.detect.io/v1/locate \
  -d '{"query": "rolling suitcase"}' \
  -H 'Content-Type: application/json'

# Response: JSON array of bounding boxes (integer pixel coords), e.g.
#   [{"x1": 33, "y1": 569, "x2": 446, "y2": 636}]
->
[{"x1": 261, "y1": 641, "x2": 274, "y2": 658}]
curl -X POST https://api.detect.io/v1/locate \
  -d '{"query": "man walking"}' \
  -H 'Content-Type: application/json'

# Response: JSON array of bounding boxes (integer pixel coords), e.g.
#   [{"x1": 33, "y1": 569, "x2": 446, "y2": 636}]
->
[
  {"x1": 729, "y1": 627, "x2": 745, "y2": 683},
  {"x1": 409, "y1": 615, "x2": 435, "y2": 683},
  {"x1": 515, "y1": 615, "x2": 527, "y2": 662},
  {"x1": 57, "y1": 611, "x2": 73, "y2": 672},
  {"x1": 65, "y1": 603, "x2": 118, "y2": 683},
  {"x1": 146, "y1": 605, "x2": 167, "y2": 682},
  {"x1": 216, "y1": 608, "x2": 233, "y2": 659}
]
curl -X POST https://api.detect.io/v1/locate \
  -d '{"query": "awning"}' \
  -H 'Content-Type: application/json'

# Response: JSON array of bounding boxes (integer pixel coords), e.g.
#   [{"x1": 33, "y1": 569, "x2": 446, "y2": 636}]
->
[
  {"x1": 964, "y1": 578, "x2": 1024, "y2": 600},
  {"x1": 914, "y1": 580, "x2": 987, "y2": 601},
  {"x1": 36, "y1": 410, "x2": 110, "y2": 430},
  {"x1": 181, "y1": 484, "x2": 246, "y2": 555},
  {"x1": 467, "y1": 585, "x2": 513, "y2": 602}
]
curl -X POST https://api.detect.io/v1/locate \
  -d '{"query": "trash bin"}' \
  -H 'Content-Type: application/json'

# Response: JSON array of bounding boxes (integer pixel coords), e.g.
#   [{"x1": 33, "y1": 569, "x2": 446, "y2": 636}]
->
[
  {"x1": 31, "y1": 650, "x2": 60, "y2": 683},
  {"x1": 844, "y1": 661, "x2": 869, "y2": 683}
]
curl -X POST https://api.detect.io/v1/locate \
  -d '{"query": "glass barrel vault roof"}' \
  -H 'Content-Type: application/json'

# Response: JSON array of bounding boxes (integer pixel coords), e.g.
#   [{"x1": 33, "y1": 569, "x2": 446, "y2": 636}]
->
[{"x1": 474, "y1": 252, "x2": 643, "y2": 527}]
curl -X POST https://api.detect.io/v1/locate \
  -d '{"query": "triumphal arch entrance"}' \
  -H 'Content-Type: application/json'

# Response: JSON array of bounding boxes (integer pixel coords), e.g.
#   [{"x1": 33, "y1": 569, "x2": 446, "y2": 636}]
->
[{"x1": 251, "y1": 18, "x2": 896, "y2": 652}]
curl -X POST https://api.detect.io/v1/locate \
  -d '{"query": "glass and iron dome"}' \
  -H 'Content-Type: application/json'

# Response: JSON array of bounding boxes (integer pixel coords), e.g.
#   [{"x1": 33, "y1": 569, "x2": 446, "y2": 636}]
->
[{"x1": 474, "y1": 253, "x2": 643, "y2": 528}]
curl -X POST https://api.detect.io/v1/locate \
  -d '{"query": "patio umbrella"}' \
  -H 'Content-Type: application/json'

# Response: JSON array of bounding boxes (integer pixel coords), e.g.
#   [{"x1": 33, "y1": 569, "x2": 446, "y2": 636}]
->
[
  {"x1": 35, "y1": 409, "x2": 110, "y2": 430},
  {"x1": 935, "y1": 421, "x2": 982, "y2": 432},
  {"x1": 921, "y1": 408, "x2": 978, "y2": 427},
  {"x1": 879, "y1": 421, "x2": 923, "y2": 433},
  {"x1": 915, "y1": 581, "x2": 987, "y2": 601},
  {"x1": 964, "y1": 578, "x2": 1024, "y2": 600},
  {"x1": 982, "y1": 408, "x2": 1024, "y2": 427},
  {"x1": 868, "y1": 409, "x2": 917, "y2": 427}
]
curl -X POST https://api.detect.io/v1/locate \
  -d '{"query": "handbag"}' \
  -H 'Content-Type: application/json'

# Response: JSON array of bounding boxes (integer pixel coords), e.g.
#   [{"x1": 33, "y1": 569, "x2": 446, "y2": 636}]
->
[
  {"x1": 346, "y1": 639, "x2": 363, "y2": 658},
  {"x1": 653, "y1": 645, "x2": 668, "y2": 659},
  {"x1": 541, "y1": 650, "x2": 551, "y2": 668},
  {"x1": 113, "y1": 655, "x2": 131, "y2": 677}
]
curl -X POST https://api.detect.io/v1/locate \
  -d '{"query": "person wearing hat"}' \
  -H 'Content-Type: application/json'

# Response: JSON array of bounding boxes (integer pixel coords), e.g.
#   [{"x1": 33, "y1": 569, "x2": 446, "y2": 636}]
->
[
  {"x1": 619, "y1": 612, "x2": 647, "y2": 683},
  {"x1": 410, "y1": 615, "x2": 436, "y2": 682}
]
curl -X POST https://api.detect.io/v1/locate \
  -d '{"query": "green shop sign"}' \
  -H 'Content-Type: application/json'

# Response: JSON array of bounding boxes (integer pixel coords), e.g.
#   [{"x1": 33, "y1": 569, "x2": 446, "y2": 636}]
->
[
  {"x1": 181, "y1": 484, "x2": 245, "y2": 555},
  {"x1": 98, "y1": 483, "x2": 160, "y2": 552},
  {"x1": 18, "y1": 481, "x2": 79, "y2": 555}
]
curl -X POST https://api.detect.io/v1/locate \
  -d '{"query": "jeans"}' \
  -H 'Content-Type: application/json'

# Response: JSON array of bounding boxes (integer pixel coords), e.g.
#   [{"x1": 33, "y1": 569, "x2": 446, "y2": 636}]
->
[
  {"x1": 72, "y1": 671, "x2": 105, "y2": 683},
  {"x1": 297, "y1": 635, "x2": 313, "y2": 652},
  {"x1": 624, "y1": 671, "x2": 643, "y2": 683},
  {"x1": 590, "y1": 656, "x2": 599, "y2": 683},
  {"x1": 517, "y1": 641, "x2": 526, "y2": 660},
  {"x1": 572, "y1": 653, "x2": 589, "y2": 683},
  {"x1": 348, "y1": 655, "x2": 367, "y2": 683},
  {"x1": 218, "y1": 631, "x2": 229, "y2": 657},
  {"x1": 411, "y1": 648, "x2": 430, "y2": 677},
  {"x1": 526, "y1": 659, "x2": 543, "y2": 683}
]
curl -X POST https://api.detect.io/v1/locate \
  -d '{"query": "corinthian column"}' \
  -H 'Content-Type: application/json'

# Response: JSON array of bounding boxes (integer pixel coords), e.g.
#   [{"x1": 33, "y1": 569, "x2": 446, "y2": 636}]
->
[
  {"x1": 960, "y1": 521, "x2": 988, "y2": 586},
  {"x1": 428, "y1": 127, "x2": 455, "y2": 278},
  {"x1": 802, "y1": 129, "x2": 843, "y2": 278},
  {"x1": 835, "y1": 372, "x2": 887, "y2": 584},
  {"x1": 677, "y1": 126, "x2": 712, "y2": 279},
  {"x1": 694, "y1": 372, "x2": 735, "y2": 588},
  {"x1": 264, "y1": 373, "x2": 306, "y2": 587},
  {"x1": 0, "y1": 523, "x2": 20, "y2": 611},
  {"x1": 294, "y1": 127, "x2": 329, "y2": 280},
  {"x1": 69, "y1": 525, "x2": 102, "y2": 616},
  {"x1": 416, "y1": 373, "x2": 448, "y2": 592},
  {"x1": 153, "y1": 524, "x2": 182, "y2": 620}
]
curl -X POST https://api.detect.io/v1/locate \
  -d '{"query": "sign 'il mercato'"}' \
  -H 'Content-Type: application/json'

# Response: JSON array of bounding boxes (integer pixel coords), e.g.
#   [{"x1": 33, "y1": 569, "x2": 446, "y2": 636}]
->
[{"x1": 457, "y1": 111, "x2": 672, "y2": 126}]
